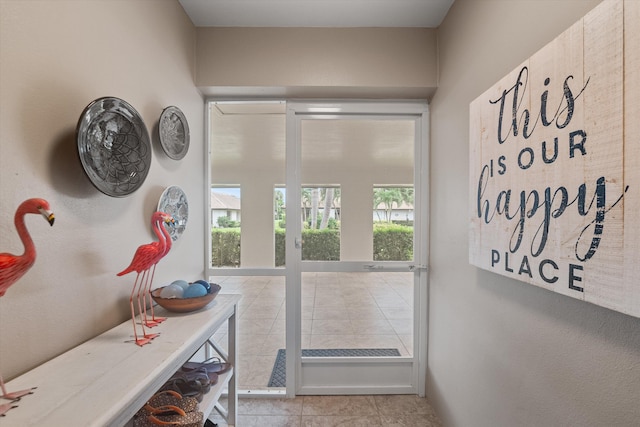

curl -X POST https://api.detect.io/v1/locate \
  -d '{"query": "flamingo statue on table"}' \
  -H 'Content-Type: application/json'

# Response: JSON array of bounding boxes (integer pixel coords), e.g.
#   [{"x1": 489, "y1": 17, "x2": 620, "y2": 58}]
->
[
  {"x1": 140, "y1": 213, "x2": 174, "y2": 328},
  {"x1": 0, "y1": 198, "x2": 54, "y2": 416},
  {"x1": 117, "y1": 212, "x2": 174, "y2": 346}
]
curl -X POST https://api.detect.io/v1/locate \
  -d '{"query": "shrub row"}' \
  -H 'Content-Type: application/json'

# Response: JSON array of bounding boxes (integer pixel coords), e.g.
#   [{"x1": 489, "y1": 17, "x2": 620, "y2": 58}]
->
[
  {"x1": 373, "y1": 224, "x2": 413, "y2": 261},
  {"x1": 275, "y1": 229, "x2": 342, "y2": 266},
  {"x1": 212, "y1": 225, "x2": 413, "y2": 266},
  {"x1": 211, "y1": 228, "x2": 241, "y2": 267}
]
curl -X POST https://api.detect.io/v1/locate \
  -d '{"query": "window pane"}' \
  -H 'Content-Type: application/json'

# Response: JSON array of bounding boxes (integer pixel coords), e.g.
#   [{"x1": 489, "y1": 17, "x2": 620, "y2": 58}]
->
[
  {"x1": 209, "y1": 101, "x2": 285, "y2": 268},
  {"x1": 301, "y1": 186, "x2": 340, "y2": 261},
  {"x1": 275, "y1": 187, "x2": 286, "y2": 267},
  {"x1": 373, "y1": 186, "x2": 414, "y2": 261},
  {"x1": 211, "y1": 186, "x2": 241, "y2": 267}
]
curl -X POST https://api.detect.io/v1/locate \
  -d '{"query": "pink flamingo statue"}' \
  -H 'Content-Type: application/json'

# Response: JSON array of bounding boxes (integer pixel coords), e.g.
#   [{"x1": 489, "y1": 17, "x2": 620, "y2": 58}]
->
[
  {"x1": 140, "y1": 213, "x2": 174, "y2": 327},
  {"x1": 116, "y1": 212, "x2": 174, "y2": 346},
  {"x1": 0, "y1": 198, "x2": 54, "y2": 416}
]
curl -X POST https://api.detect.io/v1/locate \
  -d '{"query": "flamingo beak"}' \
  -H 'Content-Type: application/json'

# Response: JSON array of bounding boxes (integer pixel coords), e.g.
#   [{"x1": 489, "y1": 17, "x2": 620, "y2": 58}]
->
[
  {"x1": 39, "y1": 208, "x2": 55, "y2": 226},
  {"x1": 165, "y1": 217, "x2": 176, "y2": 227}
]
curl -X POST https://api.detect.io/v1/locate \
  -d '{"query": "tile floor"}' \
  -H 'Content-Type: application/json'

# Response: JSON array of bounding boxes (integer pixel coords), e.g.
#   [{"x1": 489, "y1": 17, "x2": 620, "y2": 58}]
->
[
  {"x1": 204, "y1": 273, "x2": 441, "y2": 426},
  {"x1": 210, "y1": 272, "x2": 414, "y2": 390},
  {"x1": 209, "y1": 394, "x2": 443, "y2": 427}
]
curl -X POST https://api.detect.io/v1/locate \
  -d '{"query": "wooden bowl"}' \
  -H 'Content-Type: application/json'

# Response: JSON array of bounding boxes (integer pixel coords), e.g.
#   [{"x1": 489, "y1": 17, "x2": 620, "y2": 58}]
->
[{"x1": 151, "y1": 283, "x2": 221, "y2": 313}]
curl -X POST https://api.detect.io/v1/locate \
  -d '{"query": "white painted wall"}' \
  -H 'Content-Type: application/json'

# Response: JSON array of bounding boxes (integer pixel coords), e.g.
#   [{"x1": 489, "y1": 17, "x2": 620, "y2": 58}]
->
[
  {"x1": 0, "y1": 0, "x2": 205, "y2": 379},
  {"x1": 196, "y1": 27, "x2": 438, "y2": 99},
  {"x1": 429, "y1": 1, "x2": 640, "y2": 426}
]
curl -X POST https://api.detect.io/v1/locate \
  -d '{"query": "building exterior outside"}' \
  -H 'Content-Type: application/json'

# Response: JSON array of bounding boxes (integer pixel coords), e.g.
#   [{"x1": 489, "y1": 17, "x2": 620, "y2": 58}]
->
[{"x1": 211, "y1": 191, "x2": 241, "y2": 227}]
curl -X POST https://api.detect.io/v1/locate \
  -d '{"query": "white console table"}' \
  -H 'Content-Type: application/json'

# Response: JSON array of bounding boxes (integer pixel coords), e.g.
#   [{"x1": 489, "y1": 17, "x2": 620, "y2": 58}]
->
[{"x1": 2, "y1": 294, "x2": 240, "y2": 427}]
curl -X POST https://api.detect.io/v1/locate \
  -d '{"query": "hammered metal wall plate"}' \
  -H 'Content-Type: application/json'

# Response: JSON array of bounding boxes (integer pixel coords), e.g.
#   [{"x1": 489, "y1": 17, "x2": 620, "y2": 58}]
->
[
  {"x1": 76, "y1": 97, "x2": 151, "y2": 197},
  {"x1": 158, "y1": 106, "x2": 190, "y2": 160},
  {"x1": 158, "y1": 185, "x2": 188, "y2": 241}
]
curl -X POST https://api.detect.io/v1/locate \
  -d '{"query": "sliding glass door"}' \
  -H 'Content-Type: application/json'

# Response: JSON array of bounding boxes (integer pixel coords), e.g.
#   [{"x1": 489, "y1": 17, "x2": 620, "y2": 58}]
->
[{"x1": 207, "y1": 100, "x2": 429, "y2": 396}]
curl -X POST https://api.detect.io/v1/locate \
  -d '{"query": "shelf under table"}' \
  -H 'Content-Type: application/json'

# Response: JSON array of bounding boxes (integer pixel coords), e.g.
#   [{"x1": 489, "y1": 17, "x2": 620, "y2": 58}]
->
[{"x1": 3, "y1": 294, "x2": 240, "y2": 427}]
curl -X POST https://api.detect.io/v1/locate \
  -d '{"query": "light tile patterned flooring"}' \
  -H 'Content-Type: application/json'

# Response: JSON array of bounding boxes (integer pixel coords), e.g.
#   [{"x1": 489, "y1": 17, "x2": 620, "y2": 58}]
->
[
  {"x1": 209, "y1": 394, "x2": 443, "y2": 426},
  {"x1": 210, "y1": 272, "x2": 414, "y2": 391}
]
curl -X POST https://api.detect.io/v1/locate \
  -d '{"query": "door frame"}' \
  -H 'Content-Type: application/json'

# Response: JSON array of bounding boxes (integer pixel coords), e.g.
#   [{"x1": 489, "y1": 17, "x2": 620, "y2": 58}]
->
[{"x1": 285, "y1": 101, "x2": 430, "y2": 397}]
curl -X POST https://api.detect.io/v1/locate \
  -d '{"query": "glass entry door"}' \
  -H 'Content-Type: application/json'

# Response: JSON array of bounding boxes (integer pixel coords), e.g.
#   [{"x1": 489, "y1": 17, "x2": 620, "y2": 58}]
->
[{"x1": 285, "y1": 102, "x2": 429, "y2": 396}]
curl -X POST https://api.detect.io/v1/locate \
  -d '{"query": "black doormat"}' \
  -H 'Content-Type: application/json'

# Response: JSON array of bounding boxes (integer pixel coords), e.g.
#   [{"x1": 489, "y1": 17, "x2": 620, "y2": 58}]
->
[{"x1": 267, "y1": 348, "x2": 401, "y2": 387}]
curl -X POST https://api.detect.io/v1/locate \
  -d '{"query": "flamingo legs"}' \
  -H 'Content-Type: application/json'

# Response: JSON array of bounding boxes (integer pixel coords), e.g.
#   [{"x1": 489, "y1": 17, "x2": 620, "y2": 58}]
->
[
  {"x1": 136, "y1": 270, "x2": 160, "y2": 341},
  {"x1": 128, "y1": 271, "x2": 159, "y2": 346},
  {"x1": 137, "y1": 266, "x2": 164, "y2": 329},
  {"x1": 0, "y1": 373, "x2": 35, "y2": 416},
  {"x1": 142, "y1": 264, "x2": 166, "y2": 327}
]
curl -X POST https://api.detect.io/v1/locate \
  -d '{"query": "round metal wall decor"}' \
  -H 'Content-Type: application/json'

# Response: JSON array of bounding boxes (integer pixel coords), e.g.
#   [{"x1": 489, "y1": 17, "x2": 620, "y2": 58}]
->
[
  {"x1": 157, "y1": 185, "x2": 188, "y2": 241},
  {"x1": 76, "y1": 97, "x2": 151, "y2": 197},
  {"x1": 158, "y1": 106, "x2": 190, "y2": 160}
]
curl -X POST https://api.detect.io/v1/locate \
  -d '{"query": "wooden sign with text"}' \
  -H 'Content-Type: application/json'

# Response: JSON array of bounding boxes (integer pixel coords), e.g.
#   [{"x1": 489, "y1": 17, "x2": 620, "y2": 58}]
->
[{"x1": 469, "y1": 0, "x2": 640, "y2": 318}]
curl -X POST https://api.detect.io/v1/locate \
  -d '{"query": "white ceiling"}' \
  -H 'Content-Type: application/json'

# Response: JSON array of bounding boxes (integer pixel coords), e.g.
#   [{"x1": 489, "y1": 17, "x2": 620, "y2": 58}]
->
[{"x1": 178, "y1": 0, "x2": 454, "y2": 28}]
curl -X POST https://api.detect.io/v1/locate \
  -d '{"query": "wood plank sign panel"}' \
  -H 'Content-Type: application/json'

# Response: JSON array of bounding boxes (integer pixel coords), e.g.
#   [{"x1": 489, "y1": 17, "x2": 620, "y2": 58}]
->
[{"x1": 469, "y1": 0, "x2": 639, "y2": 317}]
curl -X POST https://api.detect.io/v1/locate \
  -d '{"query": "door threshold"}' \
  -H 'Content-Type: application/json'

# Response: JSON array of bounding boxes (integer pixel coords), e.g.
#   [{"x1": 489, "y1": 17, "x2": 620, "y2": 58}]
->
[{"x1": 238, "y1": 389, "x2": 287, "y2": 399}]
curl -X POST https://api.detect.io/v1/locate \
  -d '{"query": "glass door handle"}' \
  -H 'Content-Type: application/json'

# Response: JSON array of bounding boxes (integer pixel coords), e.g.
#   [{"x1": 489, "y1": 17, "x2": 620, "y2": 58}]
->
[
  {"x1": 295, "y1": 237, "x2": 303, "y2": 249},
  {"x1": 364, "y1": 264, "x2": 428, "y2": 271}
]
